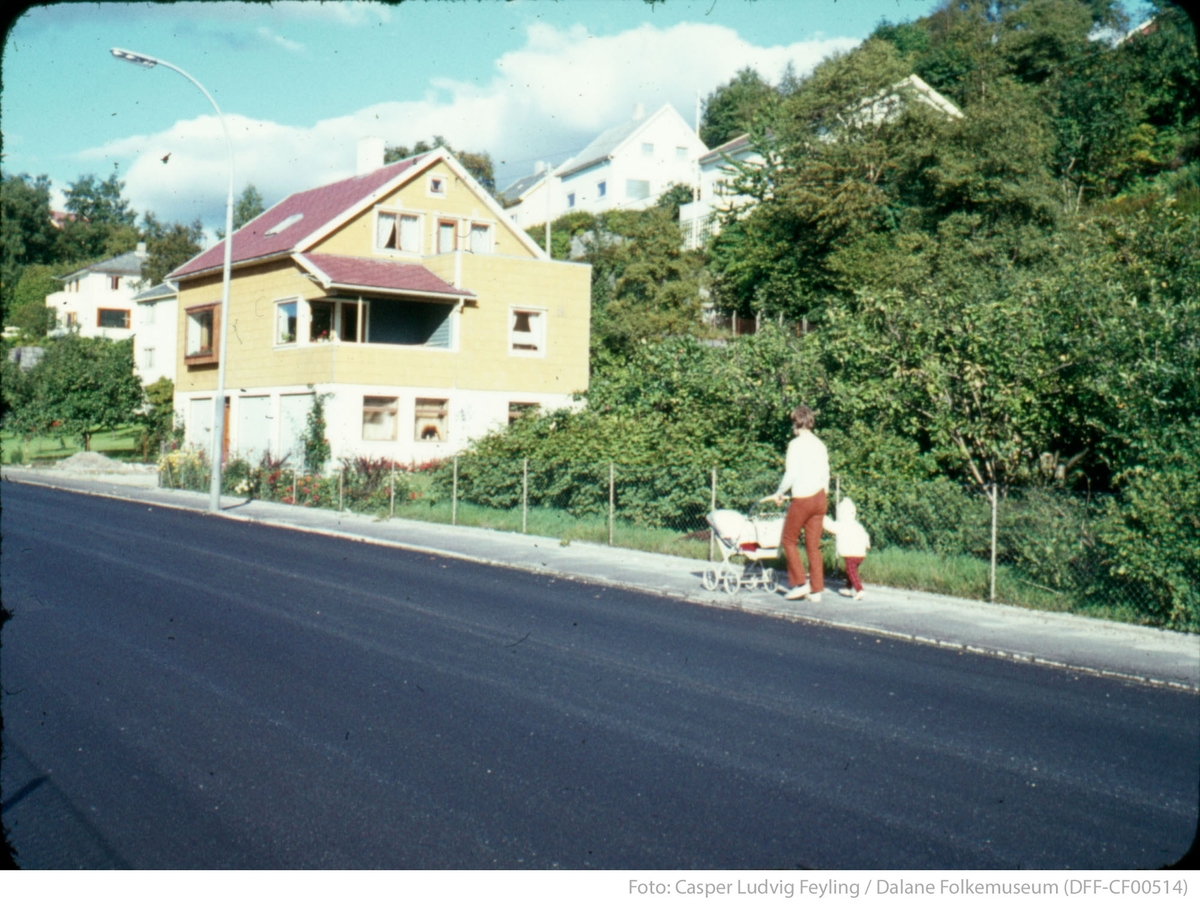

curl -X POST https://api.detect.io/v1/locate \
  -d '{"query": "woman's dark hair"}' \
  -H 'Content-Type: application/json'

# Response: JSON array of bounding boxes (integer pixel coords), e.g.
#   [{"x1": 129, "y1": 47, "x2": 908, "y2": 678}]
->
[{"x1": 791, "y1": 405, "x2": 815, "y2": 431}]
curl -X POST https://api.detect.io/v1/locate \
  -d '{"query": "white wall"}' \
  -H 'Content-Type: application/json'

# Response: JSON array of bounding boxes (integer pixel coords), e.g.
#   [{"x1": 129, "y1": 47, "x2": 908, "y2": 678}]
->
[
  {"x1": 178, "y1": 385, "x2": 581, "y2": 469},
  {"x1": 134, "y1": 297, "x2": 179, "y2": 385},
  {"x1": 45, "y1": 269, "x2": 139, "y2": 341}
]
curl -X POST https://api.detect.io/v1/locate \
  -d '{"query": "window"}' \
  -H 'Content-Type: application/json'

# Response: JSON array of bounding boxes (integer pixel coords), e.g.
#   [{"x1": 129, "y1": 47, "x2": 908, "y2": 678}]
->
[
  {"x1": 369, "y1": 299, "x2": 453, "y2": 348},
  {"x1": 469, "y1": 223, "x2": 491, "y2": 254},
  {"x1": 597, "y1": 181, "x2": 607, "y2": 198},
  {"x1": 437, "y1": 219, "x2": 457, "y2": 254},
  {"x1": 415, "y1": 398, "x2": 448, "y2": 442},
  {"x1": 276, "y1": 301, "x2": 297, "y2": 344},
  {"x1": 142, "y1": 347, "x2": 155, "y2": 370},
  {"x1": 626, "y1": 179, "x2": 651, "y2": 201},
  {"x1": 98, "y1": 309, "x2": 130, "y2": 329},
  {"x1": 642, "y1": 142, "x2": 654, "y2": 156},
  {"x1": 427, "y1": 175, "x2": 446, "y2": 197},
  {"x1": 377, "y1": 211, "x2": 421, "y2": 253},
  {"x1": 111, "y1": 275, "x2": 121, "y2": 290},
  {"x1": 508, "y1": 402, "x2": 539, "y2": 424},
  {"x1": 186, "y1": 304, "x2": 218, "y2": 363},
  {"x1": 567, "y1": 193, "x2": 576, "y2": 208},
  {"x1": 362, "y1": 396, "x2": 398, "y2": 441},
  {"x1": 509, "y1": 307, "x2": 545, "y2": 355},
  {"x1": 142, "y1": 302, "x2": 156, "y2": 326},
  {"x1": 310, "y1": 300, "x2": 335, "y2": 343},
  {"x1": 676, "y1": 146, "x2": 688, "y2": 159}
]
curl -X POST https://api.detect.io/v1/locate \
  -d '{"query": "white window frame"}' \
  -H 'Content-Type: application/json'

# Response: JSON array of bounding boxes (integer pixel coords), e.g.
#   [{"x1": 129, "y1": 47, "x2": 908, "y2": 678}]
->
[
  {"x1": 275, "y1": 299, "x2": 298, "y2": 346},
  {"x1": 376, "y1": 209, "x2": 423, "y2": 254},
  {"x1": 362, "y1": 396, "x2": 399, "y2": 441},
  {"x1": 468, "y1": 222, "x2": 493, "y2": 254},
  {"x1": 508, "y1": 306, "x2": 547, "y2": 357},
  {"x1": 427, "y1": 174, "x2": 447, "y2": 198},
  {"x1": 437, "y1": 218, "x2": 457, "y2": 254},
  {"x1": 641, "y1": 142, "x2": 654, "y2": 157},
  {"x1": 414, "y1": 398, "x2": 449, "y2": 442}
]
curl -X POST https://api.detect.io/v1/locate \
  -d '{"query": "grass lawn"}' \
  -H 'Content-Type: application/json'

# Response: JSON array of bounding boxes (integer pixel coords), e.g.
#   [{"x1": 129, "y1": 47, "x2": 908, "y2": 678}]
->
[{"x1": 1, "y1": 426, "x2": 146, "y2": 465}]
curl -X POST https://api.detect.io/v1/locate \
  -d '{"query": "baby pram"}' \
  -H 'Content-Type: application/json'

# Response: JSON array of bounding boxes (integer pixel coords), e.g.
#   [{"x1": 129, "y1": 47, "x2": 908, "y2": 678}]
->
[{"x1": 703, "y1": 503, "x2": 784, "y2": 595}]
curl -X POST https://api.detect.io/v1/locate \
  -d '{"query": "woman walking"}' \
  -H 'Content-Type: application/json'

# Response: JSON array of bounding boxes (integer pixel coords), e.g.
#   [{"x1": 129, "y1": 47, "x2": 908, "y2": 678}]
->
[{"x1": 773, "y1": 405, "x2": 829, "y2": 601}]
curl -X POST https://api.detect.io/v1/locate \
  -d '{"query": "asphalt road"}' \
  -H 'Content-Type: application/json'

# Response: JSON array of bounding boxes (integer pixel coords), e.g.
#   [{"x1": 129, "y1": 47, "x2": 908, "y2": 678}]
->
[{"x1": 2, "y1": 481, "x2": 1197, "y2": 869}]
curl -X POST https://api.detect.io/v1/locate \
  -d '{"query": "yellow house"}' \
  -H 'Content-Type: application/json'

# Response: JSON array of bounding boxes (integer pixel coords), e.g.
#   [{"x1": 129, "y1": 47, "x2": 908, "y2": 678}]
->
[{"x1": 168, "y1": 146, "x2": 591, "y2": 467}]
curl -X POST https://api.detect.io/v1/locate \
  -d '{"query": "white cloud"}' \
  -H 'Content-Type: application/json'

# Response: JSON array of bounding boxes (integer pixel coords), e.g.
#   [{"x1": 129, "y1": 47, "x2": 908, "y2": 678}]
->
[
  {"x1": 87, "y1": 20, "x2": 857, "y2": 231},
  {"x1": 257, "y1": 27, "x2": 306, "y2": 54}
]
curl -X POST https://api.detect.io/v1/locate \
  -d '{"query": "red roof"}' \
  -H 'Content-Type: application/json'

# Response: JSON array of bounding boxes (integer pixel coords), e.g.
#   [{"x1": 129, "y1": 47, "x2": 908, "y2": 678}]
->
[
  {"x1": 298, "y1": 253, "x2": 473, "y2": 299},
  {"x1": 169, "y1": 155, "x2": 428, "y2": 279}
]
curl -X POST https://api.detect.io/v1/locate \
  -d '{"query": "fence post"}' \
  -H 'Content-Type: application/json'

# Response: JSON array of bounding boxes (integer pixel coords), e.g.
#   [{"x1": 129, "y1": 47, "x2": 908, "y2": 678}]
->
[
  {"x1": 608, "y1": 462, "x2": 615, "y2": 546},
  {"x1": 452, "y1": 455, "x2": 459, "y2": 526},
  {"x1": 836, "y1": 473, "x2": 841, "y2": 508},
  {"x1": 164, "y1": 458, "x2": 174, "y2": 489},
  {"x1": 989, "y1": 483, "x2": 998, "y2": 603},
  {"x1": 339, "y1": 466, "x2": 344, "y2": 512},
  {"x1": 389, "y1": 460, "x2": 395, "y2": 518},
  {"x1": 710, "y1": 467, "x2": 717, "y2": 562},
  {"x1": 522, "y1": 457, "x2": 529, "y2": 534},
  {"x1": 292, "y1": 469, "x2": 297, "y2": 505}
]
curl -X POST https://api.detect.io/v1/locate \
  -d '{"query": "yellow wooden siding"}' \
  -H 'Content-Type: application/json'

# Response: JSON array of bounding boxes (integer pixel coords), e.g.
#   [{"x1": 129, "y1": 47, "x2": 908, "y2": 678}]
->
[
  {"x1": 314, "y1": 160, "x2": 536, "y2": 261},
  {"x1": 174, "y1": 158, "x2": 589, "y2": 396},
  {"x1": 176, "y1": 255, "x2": 590, "y2": 395}
]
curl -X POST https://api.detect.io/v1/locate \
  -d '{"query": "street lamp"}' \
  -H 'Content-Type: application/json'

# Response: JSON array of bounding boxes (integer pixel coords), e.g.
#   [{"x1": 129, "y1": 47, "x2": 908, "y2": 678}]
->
[{"x1": 111, "y1": 47, "x2": 234, "y2": 514}]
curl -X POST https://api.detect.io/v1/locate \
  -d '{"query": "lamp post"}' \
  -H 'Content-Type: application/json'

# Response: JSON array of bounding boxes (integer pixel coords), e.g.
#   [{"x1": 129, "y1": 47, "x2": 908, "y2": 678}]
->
[{"x1": 111, "y1": 48, "x2": 234, "y2": 514}]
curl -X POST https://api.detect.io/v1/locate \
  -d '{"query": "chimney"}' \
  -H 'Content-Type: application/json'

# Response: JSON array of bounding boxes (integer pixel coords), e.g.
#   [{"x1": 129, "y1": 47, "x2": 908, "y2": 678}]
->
[
  {"x1": 633, "y1": 103, "x2": 645, "y2": 121},
  {"x1": 136, "y1": 241, "x2": 147, "y2": 257},
  {"x1": 357, "y1": 136, "x2": 385, "y2": 175}
]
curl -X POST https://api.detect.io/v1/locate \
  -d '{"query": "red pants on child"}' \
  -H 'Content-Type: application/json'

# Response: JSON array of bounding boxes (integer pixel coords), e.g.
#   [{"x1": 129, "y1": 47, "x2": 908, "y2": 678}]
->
[{"x1": 844, "y1": 556, "x2": 864, "y2": 592}]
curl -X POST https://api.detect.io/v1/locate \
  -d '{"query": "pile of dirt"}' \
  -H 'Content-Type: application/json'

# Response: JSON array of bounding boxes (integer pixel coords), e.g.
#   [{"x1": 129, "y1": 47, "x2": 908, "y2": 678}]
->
[{"x1": 52, "y1": 452, "x2": 151, "y2": 474}]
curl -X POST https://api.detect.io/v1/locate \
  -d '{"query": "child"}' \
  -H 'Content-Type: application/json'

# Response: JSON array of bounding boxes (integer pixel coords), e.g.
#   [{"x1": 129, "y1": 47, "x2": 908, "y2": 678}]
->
[{"x1": 823, "y1": 497, "x2": 871, "y2": 600}]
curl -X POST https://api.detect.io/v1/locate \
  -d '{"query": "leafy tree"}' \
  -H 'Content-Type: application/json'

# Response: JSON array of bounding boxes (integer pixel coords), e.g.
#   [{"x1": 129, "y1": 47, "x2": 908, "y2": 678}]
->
[
  {"x1": 1, "y1": 172, "x2": 57, "y2": 315},
  {"x1": 700, "y1": 67, "x2": 779, "y2": 148},
  {"x1": 523, "y1": 210, "x2": 598, "y2": 260},
  {"x1": 233, "y1": 184, "x2": 266, "y2": 230},
  {"x1": 384, "y1": 136, "x2": 496, "y2": 194},
  {"x1": 654, "y1": 182, "x2": 696, "y2": 220},
  {"x1": 55, "y1": 168, "x2": 139, "y2": 264},
  {"x1": 581, "y1": 208, "x2": 706, "y2": 366},
  {"x1": 4, "y1": 264, "x2": 59, "y2": 337},
  {"x1": 2, "y1": 335, "x2": 144, "y2": 451},
  {"x1": 140, "y1": 215, "x2": 204, "y2": 287}
]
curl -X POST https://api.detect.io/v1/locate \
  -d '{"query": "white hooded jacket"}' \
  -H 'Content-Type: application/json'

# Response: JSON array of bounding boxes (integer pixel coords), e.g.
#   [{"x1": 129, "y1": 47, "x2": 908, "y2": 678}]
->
[{"x1": 823, "y1": 497, "x2": 871, "y2": 558}]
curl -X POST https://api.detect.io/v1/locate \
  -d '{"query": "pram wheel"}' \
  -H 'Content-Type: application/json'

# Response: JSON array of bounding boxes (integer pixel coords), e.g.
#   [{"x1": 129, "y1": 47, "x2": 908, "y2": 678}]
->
[
  {"x1": 722, "y1": 571, "x2": 740, "y2": 595},
  {"x1": 762, "y1": 568, "x2": 777, "y2": 592},
  {"x1": 702, "y1": 568, "x2": 718, "y2": 591}
]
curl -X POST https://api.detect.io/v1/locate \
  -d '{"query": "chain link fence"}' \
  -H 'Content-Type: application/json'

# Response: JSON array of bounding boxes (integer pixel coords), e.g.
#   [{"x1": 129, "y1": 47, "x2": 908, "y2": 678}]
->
[{"x1": 158, "y1": 449, "x2": 1179, "y2": 626}]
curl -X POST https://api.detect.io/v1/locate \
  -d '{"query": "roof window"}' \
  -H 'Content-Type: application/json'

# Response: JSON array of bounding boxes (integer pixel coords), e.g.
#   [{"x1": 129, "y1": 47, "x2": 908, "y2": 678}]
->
[{"x1": 265, "y1": 213, "x2": 304, "y2": 237}]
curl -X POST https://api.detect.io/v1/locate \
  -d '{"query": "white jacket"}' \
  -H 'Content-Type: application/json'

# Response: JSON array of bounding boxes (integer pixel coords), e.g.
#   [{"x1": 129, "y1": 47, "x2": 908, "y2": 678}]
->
[
  {"x1": 823, "y1": 497, "x2": 871, "y2": 558},
  {"x1": 776, "y1": 430, "x2": 830, "y2": 499}
]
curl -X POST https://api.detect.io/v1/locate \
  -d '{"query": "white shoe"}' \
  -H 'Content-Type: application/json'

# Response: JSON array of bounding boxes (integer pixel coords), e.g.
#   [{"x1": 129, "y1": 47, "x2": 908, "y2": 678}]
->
[
  {"x1": 808, "y1": 592, "x2": 822, "y2": 603},
  {"x1": 838, "y1": 587, "x2": 855, "y2": 598},
  {"x1": 784, "y1": 582, "x2": 811, "y2": 600}
]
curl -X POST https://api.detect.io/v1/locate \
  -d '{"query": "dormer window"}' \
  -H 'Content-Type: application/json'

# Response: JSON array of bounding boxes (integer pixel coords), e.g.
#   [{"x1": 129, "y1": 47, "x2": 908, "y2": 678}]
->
[{"x1": 265, "y1": 213, "x2": 303, "y2": 237}]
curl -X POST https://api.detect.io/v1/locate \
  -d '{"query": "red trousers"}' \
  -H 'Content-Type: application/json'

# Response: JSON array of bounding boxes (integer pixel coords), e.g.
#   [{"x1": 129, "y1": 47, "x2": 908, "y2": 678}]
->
[
  {"x1": 844, "y1": 556, "x2": 864, "y2": 592},
  {"x1": 781, "y1": 490, "x2": 826, "y2": 591}
]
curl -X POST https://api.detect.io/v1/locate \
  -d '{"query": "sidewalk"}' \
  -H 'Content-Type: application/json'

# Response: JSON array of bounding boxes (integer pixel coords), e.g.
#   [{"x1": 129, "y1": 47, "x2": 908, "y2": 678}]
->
[{"x1": 5, "y1": 465, "x2": 1197, "y2": 693}]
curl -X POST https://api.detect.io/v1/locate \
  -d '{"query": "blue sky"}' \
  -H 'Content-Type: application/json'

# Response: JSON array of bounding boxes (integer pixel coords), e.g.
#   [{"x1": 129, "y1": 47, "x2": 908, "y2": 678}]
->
[{"x1": 3, "y1": 1, "x2": 956, "y2": 235}]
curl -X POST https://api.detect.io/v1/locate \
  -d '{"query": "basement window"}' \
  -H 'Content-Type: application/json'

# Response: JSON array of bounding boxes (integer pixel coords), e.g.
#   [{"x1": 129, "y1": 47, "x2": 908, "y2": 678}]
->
[
  {"x1": 415, "y1": 398, "x2": 448, "y2": 442},
  {"x1": 362, "y1": 396, "x2": 398, "y2": 441}
]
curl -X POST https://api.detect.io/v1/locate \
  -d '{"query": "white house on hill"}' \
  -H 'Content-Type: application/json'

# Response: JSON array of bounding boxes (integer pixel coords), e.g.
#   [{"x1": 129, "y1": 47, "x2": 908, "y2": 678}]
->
[{"x1": 501, "y1": 103, "x2": 708, "y2": 227}]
